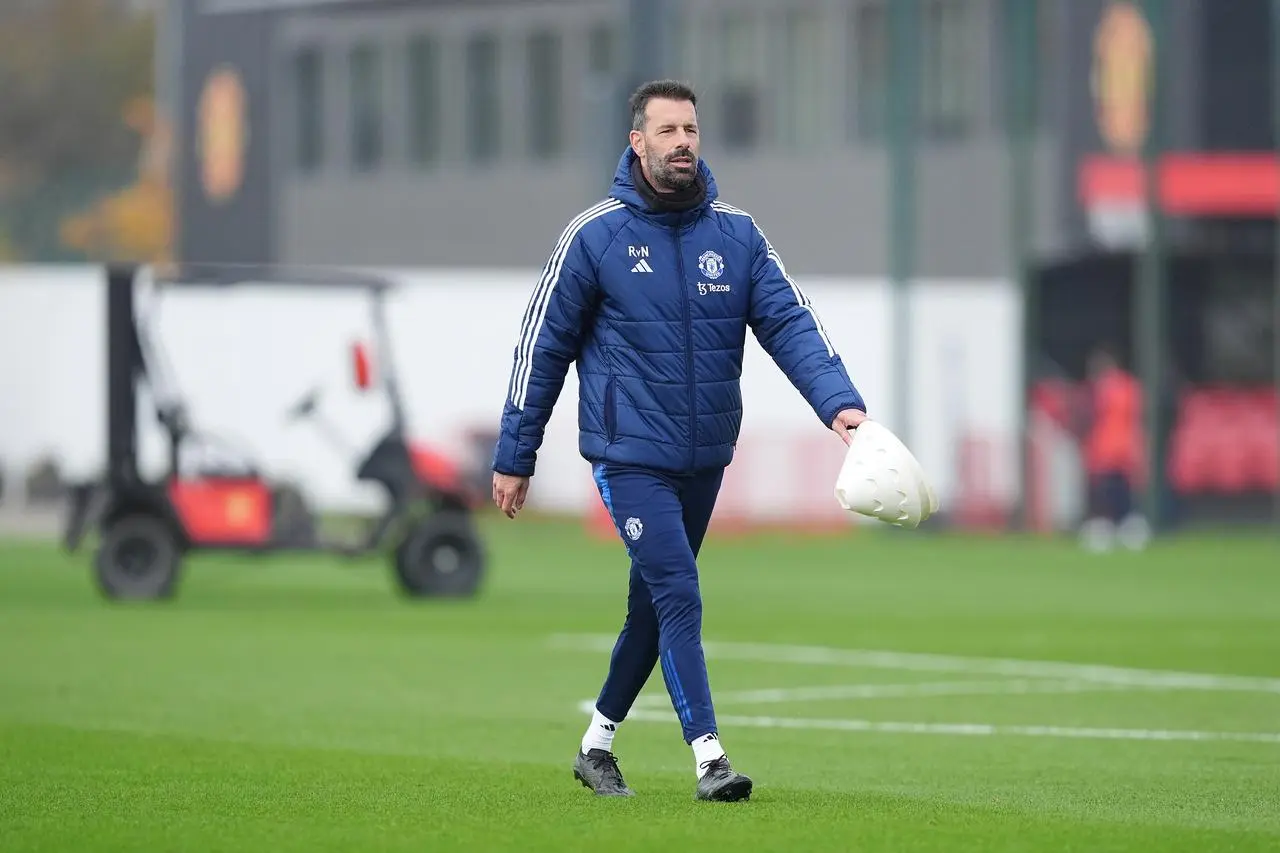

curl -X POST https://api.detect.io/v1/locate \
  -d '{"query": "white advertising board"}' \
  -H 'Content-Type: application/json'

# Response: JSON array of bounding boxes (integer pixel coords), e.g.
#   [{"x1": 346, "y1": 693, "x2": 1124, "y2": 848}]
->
[{"x1": 0, "y1": 264, "x2": 1021, "y2": 521}]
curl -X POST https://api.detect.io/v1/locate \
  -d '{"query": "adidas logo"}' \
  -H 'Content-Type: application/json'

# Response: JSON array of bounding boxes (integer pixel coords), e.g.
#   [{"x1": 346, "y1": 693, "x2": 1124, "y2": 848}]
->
[{"x1": 631, "y1": 259, "x2": 654, "y2": 273}]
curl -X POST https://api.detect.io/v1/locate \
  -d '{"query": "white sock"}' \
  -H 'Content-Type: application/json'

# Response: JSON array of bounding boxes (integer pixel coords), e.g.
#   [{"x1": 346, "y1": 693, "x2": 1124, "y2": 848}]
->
[
  {"x1": 691, "y1": 732, "x2": 726, "y2": 777},
  {"x1": 581, "y1": 708, "x2": 620, "y2": 754}
]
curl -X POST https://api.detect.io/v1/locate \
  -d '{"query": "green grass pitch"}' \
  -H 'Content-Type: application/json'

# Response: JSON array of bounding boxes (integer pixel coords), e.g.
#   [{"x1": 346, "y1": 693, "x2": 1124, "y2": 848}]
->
[{"x1": 1, "y1": 516, "x2": 1278, "y2": 852}]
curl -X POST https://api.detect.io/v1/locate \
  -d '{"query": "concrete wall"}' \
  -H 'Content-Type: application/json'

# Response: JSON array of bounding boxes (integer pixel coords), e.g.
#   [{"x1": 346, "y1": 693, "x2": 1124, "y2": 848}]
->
[{"x1": 277, "y1": 140, "x2": 1065, "y2": 277}]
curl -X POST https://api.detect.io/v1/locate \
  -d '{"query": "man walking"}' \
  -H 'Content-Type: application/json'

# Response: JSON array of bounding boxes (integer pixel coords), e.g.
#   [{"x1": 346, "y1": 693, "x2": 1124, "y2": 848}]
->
[{"x1": 491, "y1": 80, "x2": 868, "y2": 802}]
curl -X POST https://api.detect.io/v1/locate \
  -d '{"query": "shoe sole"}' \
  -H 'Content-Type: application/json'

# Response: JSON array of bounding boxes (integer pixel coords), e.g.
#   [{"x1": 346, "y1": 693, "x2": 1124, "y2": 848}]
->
[{"x1": 698, "y1": 776, "x2": 753, "y2": 802}]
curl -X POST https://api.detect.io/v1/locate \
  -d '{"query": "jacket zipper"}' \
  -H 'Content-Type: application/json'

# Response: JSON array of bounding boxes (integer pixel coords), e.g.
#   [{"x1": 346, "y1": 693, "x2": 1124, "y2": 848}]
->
[{"x1": 674, "y1": 220, "x2": 695, "y2": 470}]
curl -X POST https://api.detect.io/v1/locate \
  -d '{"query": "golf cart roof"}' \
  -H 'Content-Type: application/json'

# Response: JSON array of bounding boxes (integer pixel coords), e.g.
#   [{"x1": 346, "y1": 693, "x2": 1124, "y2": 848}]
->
[{"x1": 146, "y1": 262, "x2": 396, "y2": 293}]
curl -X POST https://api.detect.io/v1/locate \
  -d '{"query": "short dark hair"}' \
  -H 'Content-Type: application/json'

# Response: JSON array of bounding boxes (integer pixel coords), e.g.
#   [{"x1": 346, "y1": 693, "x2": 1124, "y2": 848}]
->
[{"x1": 629, "y1": 79, "x2": 698, "y2": 131}]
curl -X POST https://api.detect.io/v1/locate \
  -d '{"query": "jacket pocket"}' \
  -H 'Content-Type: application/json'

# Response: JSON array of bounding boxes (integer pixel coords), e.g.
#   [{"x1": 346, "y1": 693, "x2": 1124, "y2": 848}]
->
[{"x1": 604, "y1": 377, "x2": 617, "y2": 443}]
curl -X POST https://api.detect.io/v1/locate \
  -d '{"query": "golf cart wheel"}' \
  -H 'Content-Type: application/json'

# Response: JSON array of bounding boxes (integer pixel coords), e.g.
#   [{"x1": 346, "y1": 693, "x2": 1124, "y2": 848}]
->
[
  {"x1": 393, "y1": 511, "x2": 485, "y2": 598},
  {"x1": 94, "y1": 513, "x2": 182, "y2": 600},
  {"x1": 270, "y1": 484, "x2": 317, "y2": 548}
]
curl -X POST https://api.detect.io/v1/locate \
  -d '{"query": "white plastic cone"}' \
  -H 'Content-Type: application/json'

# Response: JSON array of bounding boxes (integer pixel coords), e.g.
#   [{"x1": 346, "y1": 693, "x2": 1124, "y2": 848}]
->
[{"x1": 834, "y1": 421, "x2": 939, "y2": 528}]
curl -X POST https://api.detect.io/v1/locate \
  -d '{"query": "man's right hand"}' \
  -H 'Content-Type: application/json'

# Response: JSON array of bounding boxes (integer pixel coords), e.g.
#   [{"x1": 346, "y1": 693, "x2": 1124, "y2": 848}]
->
[{"x1": 492, "y1": 472, "x2": 530, "y2": 519}]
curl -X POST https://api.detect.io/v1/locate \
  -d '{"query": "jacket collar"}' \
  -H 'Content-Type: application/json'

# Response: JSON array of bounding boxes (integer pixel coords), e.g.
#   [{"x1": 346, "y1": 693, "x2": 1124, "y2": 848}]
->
[{"x1": 608, "y1": 147, "x2": 718, "y2": 226}]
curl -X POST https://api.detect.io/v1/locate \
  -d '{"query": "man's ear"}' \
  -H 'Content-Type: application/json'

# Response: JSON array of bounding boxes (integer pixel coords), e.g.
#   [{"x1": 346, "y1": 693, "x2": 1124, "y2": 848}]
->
[{"x1": 628, "y1": 129, "x2": 643, "y2": 156}]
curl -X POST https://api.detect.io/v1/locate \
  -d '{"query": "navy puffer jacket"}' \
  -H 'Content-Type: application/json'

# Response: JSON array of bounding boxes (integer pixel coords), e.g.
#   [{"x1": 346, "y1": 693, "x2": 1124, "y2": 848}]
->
[{"x1": 492, "y1": 148, "x2": 866, "y2": 477}]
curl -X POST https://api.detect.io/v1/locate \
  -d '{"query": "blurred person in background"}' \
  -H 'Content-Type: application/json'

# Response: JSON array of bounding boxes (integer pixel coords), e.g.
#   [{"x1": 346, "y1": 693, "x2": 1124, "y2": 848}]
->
[
  {"x1": 1079, "y1": 343, "x2": 1150, "y2": 551},
  {"x1": 490, "y1": 79, "x2": 868, "y2": 801}
]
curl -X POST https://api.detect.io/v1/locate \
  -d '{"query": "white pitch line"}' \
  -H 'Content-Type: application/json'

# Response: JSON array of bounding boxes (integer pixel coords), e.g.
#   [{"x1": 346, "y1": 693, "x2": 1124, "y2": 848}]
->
[
  {"x1": 574, "y1": 702, "x2": 1280, "y2": 745},
  {"x1": 548, "y1": 633, "x2": 1280, "y2": 695},
  {"x1": 630, "y1": 678, "x2": 1145, "y2": 709}
]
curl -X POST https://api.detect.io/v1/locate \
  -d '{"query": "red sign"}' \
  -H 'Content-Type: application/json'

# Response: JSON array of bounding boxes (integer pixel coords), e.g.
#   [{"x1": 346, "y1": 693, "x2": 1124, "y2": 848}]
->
[{"x1": 1080, "y1": 153, "x2": 1280, "y2": 216}]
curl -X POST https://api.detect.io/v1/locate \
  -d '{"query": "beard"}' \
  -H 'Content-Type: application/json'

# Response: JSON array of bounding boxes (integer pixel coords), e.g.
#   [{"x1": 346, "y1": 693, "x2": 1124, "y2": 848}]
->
[{"x1": 646, "y1": 146, "x2": 698, "y2": 191}]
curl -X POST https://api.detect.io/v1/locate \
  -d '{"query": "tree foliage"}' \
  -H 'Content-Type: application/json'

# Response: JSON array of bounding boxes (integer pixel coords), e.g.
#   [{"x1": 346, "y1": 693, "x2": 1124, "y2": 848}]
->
[{"x1": 0, "y1": 0, "x2": 163, "y2": 261}]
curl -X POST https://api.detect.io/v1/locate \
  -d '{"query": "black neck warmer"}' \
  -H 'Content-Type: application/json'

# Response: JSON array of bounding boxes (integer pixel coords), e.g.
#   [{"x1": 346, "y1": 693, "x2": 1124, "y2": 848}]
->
[{"x1": 630, "y1": 155, "x2": 707, "y2": 214}]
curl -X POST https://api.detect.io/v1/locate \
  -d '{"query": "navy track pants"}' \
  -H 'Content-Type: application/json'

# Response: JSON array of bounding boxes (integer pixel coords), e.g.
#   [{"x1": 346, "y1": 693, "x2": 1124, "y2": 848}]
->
[{"x1": 591, "y1": 461, "x2": 724, "y2": 744}]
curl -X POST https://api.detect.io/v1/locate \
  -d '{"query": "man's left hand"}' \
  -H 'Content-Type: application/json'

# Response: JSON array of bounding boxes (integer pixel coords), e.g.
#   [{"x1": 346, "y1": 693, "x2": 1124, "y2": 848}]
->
[
  {"x1": 492, "y1": 472, "x2": 530, "y2": 519},
  {"x1": 830, "y1": 408, "x2": 868, "y2": 445}
]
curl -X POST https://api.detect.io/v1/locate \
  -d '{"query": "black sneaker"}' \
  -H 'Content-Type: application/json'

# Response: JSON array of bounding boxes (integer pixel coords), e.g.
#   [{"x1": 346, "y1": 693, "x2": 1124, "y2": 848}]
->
[
  {"x1": 694, "y1": 756, "x2": 753, "y2": 802},
  {"x1": 573, "y1": 749, "x2": 635, "y2": 797}
]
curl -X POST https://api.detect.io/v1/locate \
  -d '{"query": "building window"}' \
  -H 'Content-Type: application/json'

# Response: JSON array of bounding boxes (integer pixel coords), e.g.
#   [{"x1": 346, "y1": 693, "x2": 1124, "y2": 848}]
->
[
  {"x1": 665, "y1": 7, "x2": 691, "y2": 80},
  {"x1": 348, "y1": 42, "x2": 383, "y2": 170},
  {"x1": 851, "y1": 2, "x2": 886, "y2": 142},
  {"x1": 465, "y1": 32, "x2": 501, "y2": 163},
  {"x1": 293, "y1": 46, "x2": 323, "y2": 171},
  {"x1": 718, "y1": 10, "x2": 761, "y2": 151},
  {"x1": 407, "y1": 35, "x2": 441, "y2": 165},
  {"x1": 586, "y1": 23, "x2": 615, "y2": 76},
  {"x1": 778, "y1": 6, "x2": 827, "y2": 149},
  {"x1": 920, "y1": 0, "x2": 974, "y2": 137},
  {"x1": 1034, "y1": 0, "x2": 1055, "y2": 129},
  {"x1": 997, "y1": 0, "x2": 1055, "y2": 132},
  {"x1": 526, "y1": 30, "x2": 562, "y2": 159}
]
